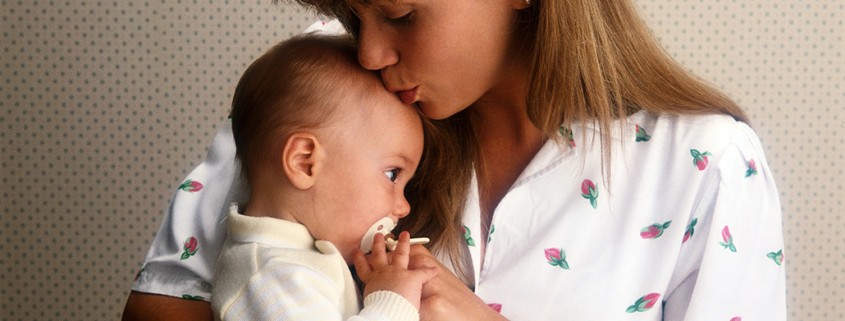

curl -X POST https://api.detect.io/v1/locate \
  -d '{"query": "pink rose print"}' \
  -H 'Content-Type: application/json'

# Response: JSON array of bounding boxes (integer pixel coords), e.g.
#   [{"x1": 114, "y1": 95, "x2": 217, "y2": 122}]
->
[
  {"x1": 730, "y1": 317, "x2": 742, "y2": 321},
  {"x1": 544, "y1": 248, "x2": 570, "y2": 269},
  {"x1": 581, "y1": 179, "x2": 599, "y2": 209},
  {"x1": 690, "y1": 149, "x2": 713, "y2": 171},
  {"x1": 719, "y1": 226, "x2": 737, "y2": 252},
  {"x1": 463, "y1": 225, "x2": 476, "y2": 247},
  {"x1": 559, "y1": 126, "x2": 576, "y2": 147},
  {"x1": 178, "y1": 179, "x2": 204, "y2": 192},
  {"x1": 181, "y1": 236, "x2": 199, "y2": 260},
  {"x1": 640, "y1": 221, "x2": 672, "y2": 239},
  {"x1": 745, "y1": 159, "x2": 758, "y2": 177},
  {"x1": 487, "y1": 303, "x2": 502, "y2": 313},
  {"x1": 767, "y1": 249, "x2": 784, "y2": 266},
  {"x1": 682, "y1": 218, "x2": 698, "y2": 243},
  {"x1": 626, "y1": 292, "x2": 661, "y2": 313},
  {"x1": 635, "y1": 124, "x2": 651, "y2": 142}
]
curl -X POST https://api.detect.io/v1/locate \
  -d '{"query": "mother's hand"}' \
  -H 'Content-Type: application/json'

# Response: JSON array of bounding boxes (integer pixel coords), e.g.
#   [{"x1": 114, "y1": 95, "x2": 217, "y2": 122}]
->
[{"x1": 408, "y1": 245, "x2": 508, "y2": 321}]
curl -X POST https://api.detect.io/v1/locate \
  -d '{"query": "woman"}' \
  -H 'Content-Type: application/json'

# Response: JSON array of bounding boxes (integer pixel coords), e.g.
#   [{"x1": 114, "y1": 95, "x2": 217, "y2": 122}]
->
[{"x1": 123, "y1": 1, "x2": 786, "y2": 320}]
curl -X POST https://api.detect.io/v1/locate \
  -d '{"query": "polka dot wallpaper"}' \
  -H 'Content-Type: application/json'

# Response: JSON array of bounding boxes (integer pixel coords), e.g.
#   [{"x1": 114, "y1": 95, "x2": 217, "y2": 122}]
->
[{"x1": 0, "y1": 0, "x2": 842, "y2": 320}]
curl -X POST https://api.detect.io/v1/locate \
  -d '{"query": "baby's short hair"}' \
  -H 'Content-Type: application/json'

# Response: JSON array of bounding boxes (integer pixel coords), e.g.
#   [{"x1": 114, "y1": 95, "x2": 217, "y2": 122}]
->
[{"x1": 230, "y1": 34, "x2": 380, "y2": 186}]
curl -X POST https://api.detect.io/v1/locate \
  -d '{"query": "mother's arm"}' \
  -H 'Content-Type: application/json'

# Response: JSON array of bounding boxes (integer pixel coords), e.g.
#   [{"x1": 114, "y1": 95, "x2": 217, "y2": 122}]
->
[
  {"x1": 408, "y1": 246, "x2": 508, "y2": 321},
  {"x1": 122, "y1": 291, "x2": 213, "y2": 321}
]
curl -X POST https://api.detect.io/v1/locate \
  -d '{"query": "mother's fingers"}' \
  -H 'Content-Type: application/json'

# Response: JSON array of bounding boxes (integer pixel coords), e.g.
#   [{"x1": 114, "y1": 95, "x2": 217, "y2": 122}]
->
[
  {"x1": 408, "y1": 245, "x2": 441, "y2": 270},
  {"x1": 416, "y1": 267, "x2": 508, "y2": 321}
]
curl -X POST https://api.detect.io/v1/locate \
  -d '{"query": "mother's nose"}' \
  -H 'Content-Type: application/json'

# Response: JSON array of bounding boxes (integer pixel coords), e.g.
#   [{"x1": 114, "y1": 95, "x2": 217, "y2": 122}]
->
[{"x1": 357, "y1": 22, "x2": 399, "y2": 71}]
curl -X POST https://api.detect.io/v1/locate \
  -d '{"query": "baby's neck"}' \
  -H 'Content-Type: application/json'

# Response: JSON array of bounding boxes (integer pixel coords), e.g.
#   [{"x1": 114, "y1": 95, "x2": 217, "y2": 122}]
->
[{"x1": 242, "y1": 188, "x2": 300, "y2": 223}]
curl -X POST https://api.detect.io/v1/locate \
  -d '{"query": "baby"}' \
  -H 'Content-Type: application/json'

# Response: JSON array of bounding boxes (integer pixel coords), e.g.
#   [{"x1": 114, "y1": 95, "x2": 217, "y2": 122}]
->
[{"x1": 211, "y1": 33, "x2": 435, "y2": 321}]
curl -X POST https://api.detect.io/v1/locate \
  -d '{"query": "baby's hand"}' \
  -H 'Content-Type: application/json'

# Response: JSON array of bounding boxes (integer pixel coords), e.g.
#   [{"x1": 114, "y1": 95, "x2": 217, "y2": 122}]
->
[{"x1": 353, "y1": 231, "x2": 438, "y2": 309}]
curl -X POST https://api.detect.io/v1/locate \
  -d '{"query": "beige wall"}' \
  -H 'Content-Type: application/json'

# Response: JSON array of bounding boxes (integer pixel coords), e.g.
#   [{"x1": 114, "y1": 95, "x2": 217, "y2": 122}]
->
[{"x1": 1, "y1": 1, "x2": 842, "y2": 320}]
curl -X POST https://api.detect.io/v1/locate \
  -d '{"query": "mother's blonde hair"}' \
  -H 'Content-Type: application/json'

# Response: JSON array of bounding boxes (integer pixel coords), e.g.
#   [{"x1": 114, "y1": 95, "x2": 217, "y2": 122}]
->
[{"x1": 282, "y1": 0, "x2": 747, "y2": 281}]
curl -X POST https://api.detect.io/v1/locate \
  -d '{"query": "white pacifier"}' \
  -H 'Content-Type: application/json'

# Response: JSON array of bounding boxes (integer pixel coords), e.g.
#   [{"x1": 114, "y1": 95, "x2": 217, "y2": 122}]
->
[
  {"x1": 360, "y1": 217, "x2": 395, "y2": 253},
  {"x1": 360, "y1": 217, "x2": 430, "y2": 253}
]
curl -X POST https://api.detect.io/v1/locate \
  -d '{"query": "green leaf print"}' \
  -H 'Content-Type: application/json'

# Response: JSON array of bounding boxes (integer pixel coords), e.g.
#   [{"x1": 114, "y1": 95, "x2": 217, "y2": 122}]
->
[
  {"x1": 682, "y1": 218, "x2": 698, "y2": 243},
  {"x1": 767, "y1": 249, "x2": 784, "y2": 266},
  {"x1": 626, "y1": 293, "x2": 661, "y2": 313},
  {"x1": 181, "y1": 236, "x2": 199, "y2": 260},
  {"x1": 640, "y1": 220, "x2": 672, "y2": 239},
  {"x1": 635, "y1": 124, "x2": 651, "y2": 142},
  {"x1": 719, "y1": 226, "x2": 737, "y2": 253},
  {"x1": 559, "y1": 126, "x2": 576, "y2": 147},
  {"x1": 544, "y1": 248, "x2": 570, "y2": 270},
  {"x1": 178, "y1": 179, "x2": 204, "y2": 192},
  {"x1": 463, "y1": 225, "x2": 476, "y2": 247},
  {"x1": 690, "y1": 149, "x2": 713, "y2": 171},
  {"x1": 580, "y1": 179, "x2": 599, "y2": 209},
  {"x1": 745, "y1": 159, "x2": 759, "y2": 177}
]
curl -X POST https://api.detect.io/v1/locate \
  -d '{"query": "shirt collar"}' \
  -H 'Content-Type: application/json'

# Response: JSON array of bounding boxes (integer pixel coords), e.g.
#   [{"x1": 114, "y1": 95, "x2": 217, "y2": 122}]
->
[{"x1": 226, "y1": 204, "x2": 316, "y2": 251}]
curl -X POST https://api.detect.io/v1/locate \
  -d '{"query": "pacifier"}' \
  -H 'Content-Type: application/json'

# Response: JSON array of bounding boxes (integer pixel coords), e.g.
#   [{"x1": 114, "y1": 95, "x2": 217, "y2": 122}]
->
[
  {"x1": 360, "y1": 217, "x2": 395, "y2": 253},
  {"x1": 360, "y1": 217, "x2": 430, "y2": 253}
]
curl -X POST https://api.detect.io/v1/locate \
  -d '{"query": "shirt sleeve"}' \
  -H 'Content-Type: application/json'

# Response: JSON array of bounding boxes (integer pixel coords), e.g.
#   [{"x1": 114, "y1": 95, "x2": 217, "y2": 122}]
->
[
  {"x1": 664, "y1": 122, "x2": 787, "y2": 321},
  {"x1": 131, "y1": 119, "x2": 248, "y2": 301},
  {"x1": 303, "y1": 19, "x2": 347, "y2": 35}
]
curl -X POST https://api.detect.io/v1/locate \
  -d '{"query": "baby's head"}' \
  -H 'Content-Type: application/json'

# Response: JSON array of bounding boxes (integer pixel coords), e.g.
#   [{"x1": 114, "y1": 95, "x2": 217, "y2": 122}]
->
[{"x1": 230, "y1": 34, "x2": 424, "y2": 262}]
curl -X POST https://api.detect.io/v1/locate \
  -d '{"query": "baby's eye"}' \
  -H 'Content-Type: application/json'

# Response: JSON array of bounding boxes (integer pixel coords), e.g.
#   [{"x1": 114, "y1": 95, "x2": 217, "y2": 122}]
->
[{"x1": 384, "y1": 168, "x2": 400, "y2": 182}]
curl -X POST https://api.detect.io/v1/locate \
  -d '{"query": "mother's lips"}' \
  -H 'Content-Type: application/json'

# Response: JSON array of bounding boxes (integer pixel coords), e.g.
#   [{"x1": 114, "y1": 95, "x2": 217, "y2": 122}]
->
[{"x1": 395, "y1": 86, "x2": 418, "y2": 105}]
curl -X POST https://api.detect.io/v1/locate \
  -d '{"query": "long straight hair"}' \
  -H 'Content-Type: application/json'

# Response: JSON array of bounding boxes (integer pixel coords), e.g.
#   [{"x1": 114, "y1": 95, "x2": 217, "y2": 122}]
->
[
  {"x1": 526, "y1": 0, "x2": 746, "y2": 156},
  {"x1": 284, "y1": 0, "x2": 747, "y2": 282}
]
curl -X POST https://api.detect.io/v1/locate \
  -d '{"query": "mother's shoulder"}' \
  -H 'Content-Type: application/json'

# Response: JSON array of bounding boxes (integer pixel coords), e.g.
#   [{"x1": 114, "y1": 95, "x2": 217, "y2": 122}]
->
[{"x1": 631, "y1": 111, "x2": 754, "y2": 154}]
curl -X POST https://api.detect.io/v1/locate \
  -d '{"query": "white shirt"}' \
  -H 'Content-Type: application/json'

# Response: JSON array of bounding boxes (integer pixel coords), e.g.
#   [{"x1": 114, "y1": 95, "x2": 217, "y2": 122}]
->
[
  {"x1": 133, "y1": 111, "x2": 786, "y2": 321},
  {"x1": 459, "y1": 111, "x2": 785, "y2": 320},
  {"x1": 212, "y1": 207, "x2": 418, "y2": 321}
]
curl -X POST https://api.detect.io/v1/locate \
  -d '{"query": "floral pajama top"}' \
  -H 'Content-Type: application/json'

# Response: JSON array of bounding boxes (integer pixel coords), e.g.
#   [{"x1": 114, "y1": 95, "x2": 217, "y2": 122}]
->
[
  {"x1": 133, "y1": 110, "x2": 786, "y2": 320},
  {"x1": 456, "y1": 111, "x2": 785, "y2": 320}
]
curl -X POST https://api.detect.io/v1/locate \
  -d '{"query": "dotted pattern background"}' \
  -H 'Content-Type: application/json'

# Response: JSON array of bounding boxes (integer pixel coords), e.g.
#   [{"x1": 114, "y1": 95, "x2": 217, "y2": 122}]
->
[{"x1": 0, "y1": 0, "x2": 842, "y2": 320}]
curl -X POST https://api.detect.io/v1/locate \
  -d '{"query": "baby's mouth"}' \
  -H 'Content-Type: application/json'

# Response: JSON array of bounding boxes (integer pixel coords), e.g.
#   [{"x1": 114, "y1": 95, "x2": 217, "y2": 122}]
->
[{"x1": 359, "y1": 217, "x2": 429, "y2": 253}]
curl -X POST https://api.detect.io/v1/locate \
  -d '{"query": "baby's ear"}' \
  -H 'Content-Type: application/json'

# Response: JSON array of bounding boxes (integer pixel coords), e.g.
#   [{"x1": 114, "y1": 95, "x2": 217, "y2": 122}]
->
[{"x1": 282, "y1": 132, "x2": 322, "y2": 190}]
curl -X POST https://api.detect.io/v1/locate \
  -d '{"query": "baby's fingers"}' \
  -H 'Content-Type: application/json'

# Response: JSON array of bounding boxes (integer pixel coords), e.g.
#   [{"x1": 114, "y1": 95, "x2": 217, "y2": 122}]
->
[
  {"x1": 352, "y1": 249, "x2": 372, "y2": 282},
  {"x1": 391, "y1": 231, "x2": 412, "y2": 268},
  {"x1": 368, "y1": 233, "x2": 389, "y2": 267}
]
